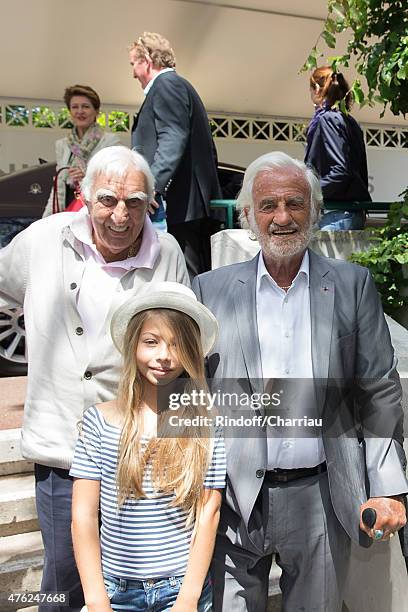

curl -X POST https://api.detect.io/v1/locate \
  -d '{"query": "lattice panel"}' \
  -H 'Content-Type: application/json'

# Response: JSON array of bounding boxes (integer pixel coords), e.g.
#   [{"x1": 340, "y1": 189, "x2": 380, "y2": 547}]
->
[
  {"x1": 210, "y1": 117, "x2": 229, "y2": 138},
  {"x1": 0, "y1": 99, "x2": 407, "y2": 149},
  {"x1": 6, "y1": 105, "x2": 29, "y2": 126},
  {"x1": 365, "y1": 128, "x2": 382, "y2": 147},
  {"x1": 252, "y1": 120, "x2": 270, "y2": 140},
  {"x1": 399, "y1": 131, "x2": 408, "y2": 148}
]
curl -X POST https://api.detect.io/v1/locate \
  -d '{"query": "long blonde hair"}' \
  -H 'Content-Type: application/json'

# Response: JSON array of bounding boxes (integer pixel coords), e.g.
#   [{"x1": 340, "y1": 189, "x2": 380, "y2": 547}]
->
[{"x1": 116, "y1": 308, "x2": 212, "y2": 525}]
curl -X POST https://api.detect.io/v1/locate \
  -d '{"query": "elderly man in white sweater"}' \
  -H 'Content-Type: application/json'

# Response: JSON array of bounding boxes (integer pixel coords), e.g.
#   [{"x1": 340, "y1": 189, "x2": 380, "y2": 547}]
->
[{"x1": 0, "y1": 146, "x2": 189, "y2": 611}]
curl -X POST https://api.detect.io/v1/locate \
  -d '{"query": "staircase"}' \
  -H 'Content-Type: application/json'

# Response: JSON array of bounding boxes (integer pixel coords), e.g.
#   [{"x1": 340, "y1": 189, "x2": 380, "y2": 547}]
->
[
  {"x1": 0, "y1": 428, "x2": 284, "y2": 611},
  {"x1": 0, "y1": 428, "x2": 42, "y2": 611}
]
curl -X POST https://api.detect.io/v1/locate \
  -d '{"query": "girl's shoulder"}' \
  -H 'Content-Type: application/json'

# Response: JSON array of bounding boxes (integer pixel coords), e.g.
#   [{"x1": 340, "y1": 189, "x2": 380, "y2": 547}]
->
[{"x1": 94, "y1": 400, "x2": 123, "y2": 429}]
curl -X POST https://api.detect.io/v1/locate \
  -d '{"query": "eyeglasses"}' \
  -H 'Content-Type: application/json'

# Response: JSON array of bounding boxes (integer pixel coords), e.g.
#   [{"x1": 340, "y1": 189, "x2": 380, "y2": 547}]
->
[{"x1": 96, "y1": 194, "x2": 148, "y2": 210}]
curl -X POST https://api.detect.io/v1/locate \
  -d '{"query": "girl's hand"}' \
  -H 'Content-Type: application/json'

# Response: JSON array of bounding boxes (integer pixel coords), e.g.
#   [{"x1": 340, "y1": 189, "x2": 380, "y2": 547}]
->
[
  {"x1": 171, "y1": 595, "x2": 198, "y2": 611},
  {"x1": 171, "y1": 599, "x2": 197, "y2": 612}
]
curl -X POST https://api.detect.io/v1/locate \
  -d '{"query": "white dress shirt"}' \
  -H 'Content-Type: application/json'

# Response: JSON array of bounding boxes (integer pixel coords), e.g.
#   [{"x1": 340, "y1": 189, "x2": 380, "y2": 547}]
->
[
  {"x1": 143, "y1": 68, "x2": 175, "y2": 95},
  {"x1": 71, "y1": 208, "x2": 160, "y2": 347},
  {"x1": 256, "y1": 250, "x2": 325, "y2": 469}
]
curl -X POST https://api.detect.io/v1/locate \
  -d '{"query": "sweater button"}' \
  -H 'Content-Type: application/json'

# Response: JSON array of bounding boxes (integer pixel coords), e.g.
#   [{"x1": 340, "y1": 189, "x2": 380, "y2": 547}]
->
[
  {"x1": 70, "y1": 282, "x2": 77, "y2": 290},
  {"x1": 256, "y1": 469, "x2": 265, "y2": 478},
  {"x1": 75, "y1": 327, "x2": 83, "y2": 335},
  {"x1": 84, "y1": 370, "x2": 92, "y2": 380}
]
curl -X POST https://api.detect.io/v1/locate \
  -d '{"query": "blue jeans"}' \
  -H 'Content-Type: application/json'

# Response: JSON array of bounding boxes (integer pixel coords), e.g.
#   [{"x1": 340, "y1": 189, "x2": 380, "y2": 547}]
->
[
  {"x1": 103, "y1": 573, "x2": 212, "y2": 611},
  {"x1": 319, "y1": 210, "x2": 365, "y2": 230}
]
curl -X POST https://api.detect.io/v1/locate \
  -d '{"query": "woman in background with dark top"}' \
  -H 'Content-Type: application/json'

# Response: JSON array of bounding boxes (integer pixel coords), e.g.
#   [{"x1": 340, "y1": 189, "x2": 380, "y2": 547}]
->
[
  {"x1": 43, "y1": 85, "x2": 120, "y2": 216},
  {"x1": 305, "y1": 66, "x2": 371, "y2": 230}
]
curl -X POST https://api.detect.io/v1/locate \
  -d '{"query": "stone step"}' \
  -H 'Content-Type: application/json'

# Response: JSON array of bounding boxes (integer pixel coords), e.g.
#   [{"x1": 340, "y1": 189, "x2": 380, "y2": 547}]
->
[
  {"x1": 0, "y1": 531, "x2": 43, "y2": 611},
  {"x1": 0, "y1": 429, "x2": 33, "y2": 477},
  {"x1": 0, "y1": 473, "x2": 38, "y2": 537}
]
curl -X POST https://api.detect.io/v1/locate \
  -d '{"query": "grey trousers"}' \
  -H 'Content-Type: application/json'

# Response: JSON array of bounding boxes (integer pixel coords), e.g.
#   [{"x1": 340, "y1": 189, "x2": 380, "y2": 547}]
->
[
  {"x1": 34, "y1": 464, "x2": 84, "y2": 612},
  {"x1": 211, "y1": 471, "x2": 350, "y2": 612}
]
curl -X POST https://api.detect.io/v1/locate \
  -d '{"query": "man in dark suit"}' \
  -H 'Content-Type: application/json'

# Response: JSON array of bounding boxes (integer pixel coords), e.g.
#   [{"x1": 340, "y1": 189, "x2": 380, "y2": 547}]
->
[
  {"x1": 129, "y1": 32, "x2": 221, "y2": 277},
  {"x1": 192, "y1": 152, "x2": 407, "y2": 611}
]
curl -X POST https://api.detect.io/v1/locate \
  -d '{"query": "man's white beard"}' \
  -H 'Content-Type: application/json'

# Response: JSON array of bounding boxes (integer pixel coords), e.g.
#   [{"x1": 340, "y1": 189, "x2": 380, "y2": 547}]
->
[{"x1": 247, "y1": 209, "x2": 313, "y2": 259}]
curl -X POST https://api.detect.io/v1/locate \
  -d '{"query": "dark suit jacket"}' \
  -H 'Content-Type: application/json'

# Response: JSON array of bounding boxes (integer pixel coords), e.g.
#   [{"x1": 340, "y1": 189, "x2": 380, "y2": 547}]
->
[
  {"x1": 131, "y1": 71, "x2": 221, "y2": 225},
  {"x1": 193, "y1": 251, "x2": 408, "y2": 550},
  {"x1": 305, "y1": 109, "x2": 371, "y2": 203}
]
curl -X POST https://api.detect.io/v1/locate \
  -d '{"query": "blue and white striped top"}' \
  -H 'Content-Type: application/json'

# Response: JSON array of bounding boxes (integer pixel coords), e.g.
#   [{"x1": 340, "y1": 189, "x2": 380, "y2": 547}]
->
[{"x1": 70, "y1": 406, "x2": 226, "y2": 579}]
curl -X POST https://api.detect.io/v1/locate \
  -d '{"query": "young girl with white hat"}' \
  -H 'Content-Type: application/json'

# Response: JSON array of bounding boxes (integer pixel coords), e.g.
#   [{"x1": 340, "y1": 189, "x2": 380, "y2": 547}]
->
[{"x1": 70, "y1": 282, "x2": 225, "y2": 611}]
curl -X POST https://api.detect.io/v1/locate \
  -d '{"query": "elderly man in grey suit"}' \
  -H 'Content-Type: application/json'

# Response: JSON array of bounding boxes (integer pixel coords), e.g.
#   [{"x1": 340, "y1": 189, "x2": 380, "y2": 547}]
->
[{"x1": 192, "y1": 152, "x2": 407, "y2": 611}]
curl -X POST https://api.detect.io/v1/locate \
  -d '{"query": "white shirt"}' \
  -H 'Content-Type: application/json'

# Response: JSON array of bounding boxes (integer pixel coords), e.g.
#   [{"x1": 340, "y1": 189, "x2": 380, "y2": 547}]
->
[
  {"x1": 144, "y1": 68, "x2": 175, "y2": 95},
  {"x1": 71, "y1": 208, "x2": 160, "y2": 347},
  {"x1": 256, "y1": 250, "x2": 325, "y2": 469}
]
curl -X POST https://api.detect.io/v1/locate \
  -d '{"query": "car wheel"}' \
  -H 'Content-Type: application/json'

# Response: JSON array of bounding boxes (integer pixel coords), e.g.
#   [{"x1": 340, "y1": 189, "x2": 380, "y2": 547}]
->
[{"x1": 0, "y1": 307, "x2": 27, "y2": 376}]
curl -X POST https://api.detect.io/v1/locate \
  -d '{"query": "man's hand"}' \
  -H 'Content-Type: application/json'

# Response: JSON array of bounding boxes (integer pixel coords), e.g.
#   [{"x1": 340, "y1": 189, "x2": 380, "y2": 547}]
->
[
  {"x1": 147, "y1": 191, "x2": 163, "y2": 216},
  {"x1": 148, "y1": 198, "x2": 160, "y2": 216},
  {"x1": 360, "y1": 496, "x2": 406, "y2": 540}
]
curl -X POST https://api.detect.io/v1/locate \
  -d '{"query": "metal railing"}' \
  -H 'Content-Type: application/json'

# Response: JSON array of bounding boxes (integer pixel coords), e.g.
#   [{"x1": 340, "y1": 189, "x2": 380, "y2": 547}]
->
[{"x1": 210, "y1": 200, "x2": 401, "y2": 229}]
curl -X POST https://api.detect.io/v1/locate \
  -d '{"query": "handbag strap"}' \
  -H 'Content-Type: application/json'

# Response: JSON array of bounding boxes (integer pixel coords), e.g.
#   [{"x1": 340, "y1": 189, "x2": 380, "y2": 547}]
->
[{"x1": 52, "y1": 166, "x2": 70, "y2": 214}]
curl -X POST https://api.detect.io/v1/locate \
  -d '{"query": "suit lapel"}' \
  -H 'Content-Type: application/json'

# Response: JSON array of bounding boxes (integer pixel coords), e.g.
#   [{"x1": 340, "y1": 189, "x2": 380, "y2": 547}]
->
[
  {"x1": 233, "y1": 255, "x2": 263, "y2": 394},
  {"x1": 309, "y1": 250, "x2": 334, "y2": 408},
  {"x1": 131, "y1": 97, "x2": 147, "y2": 133}
]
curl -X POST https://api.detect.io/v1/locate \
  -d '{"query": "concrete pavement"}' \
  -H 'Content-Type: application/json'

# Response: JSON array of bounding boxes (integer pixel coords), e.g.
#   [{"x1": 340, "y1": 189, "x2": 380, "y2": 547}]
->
[{"x1": 0, "y1": 377, "x2": 26, "y2": 430}]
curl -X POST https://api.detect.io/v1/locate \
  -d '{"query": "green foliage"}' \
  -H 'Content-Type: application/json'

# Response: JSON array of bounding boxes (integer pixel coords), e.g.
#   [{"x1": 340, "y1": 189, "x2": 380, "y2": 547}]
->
[
  {"x1": 349, "y1": 192, "x2": 408, "y2": 316},
  {"x1": 5, "y1": 105, "x2": 29, "y2": 126},
  {"x1": 108, "y1": 111, "x2": 130, "y2": 132},
  {"x1": 32, "y1": 106, "x2": 56, "y2": 128},
  {"x1": 303, "y1": 0, "x2": 408, "y2": 116},
  {"x1": 97, "y1": 113, "x2": 106, "y2": 128},
  {"x1": 57, "y1": 107, "x2": 73, "y2": 128},
  {"x1": 304, "y1": 1, "x2": 408, "y2": 321}
]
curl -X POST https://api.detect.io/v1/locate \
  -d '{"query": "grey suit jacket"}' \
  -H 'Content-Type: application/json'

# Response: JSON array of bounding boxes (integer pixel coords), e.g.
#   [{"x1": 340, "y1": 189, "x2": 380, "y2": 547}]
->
[{"x1": 193, "y1": 250, "x2": 408, "y2": 548}]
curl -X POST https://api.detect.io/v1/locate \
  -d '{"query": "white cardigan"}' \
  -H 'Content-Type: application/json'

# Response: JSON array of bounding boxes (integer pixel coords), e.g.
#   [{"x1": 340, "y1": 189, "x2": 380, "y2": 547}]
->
[
  {"x1": 43, "y1": 131, "x2": 120, "y2": 217},
  {"x1": 0, "y1": 213, "x2": 189, "y2": 468}
]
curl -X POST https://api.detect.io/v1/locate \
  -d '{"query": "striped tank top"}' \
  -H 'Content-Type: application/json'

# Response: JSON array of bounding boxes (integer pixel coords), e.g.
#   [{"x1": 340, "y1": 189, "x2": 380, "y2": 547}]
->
[{"x1": 70, "y1": 405, "x2": 226, "y2": 579}]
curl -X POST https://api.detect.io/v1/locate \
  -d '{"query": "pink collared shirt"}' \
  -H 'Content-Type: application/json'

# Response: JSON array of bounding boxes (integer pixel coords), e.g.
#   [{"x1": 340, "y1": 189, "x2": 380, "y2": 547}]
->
[{"x1": 69, "y1": 208, "x2": 160, "y2": 345}]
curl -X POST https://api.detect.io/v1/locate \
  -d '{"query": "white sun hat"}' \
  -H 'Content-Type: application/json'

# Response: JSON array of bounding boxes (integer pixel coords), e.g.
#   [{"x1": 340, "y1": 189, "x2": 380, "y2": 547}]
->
[{"x1": 110, "y1": 281, "x2": 218, "y2": 356}]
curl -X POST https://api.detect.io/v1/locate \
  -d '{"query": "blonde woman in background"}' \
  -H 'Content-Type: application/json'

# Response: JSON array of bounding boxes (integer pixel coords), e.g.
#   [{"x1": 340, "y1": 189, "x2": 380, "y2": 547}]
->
[{"x1": 43, "y1": 84, "x2": 120, "y2": 216}]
